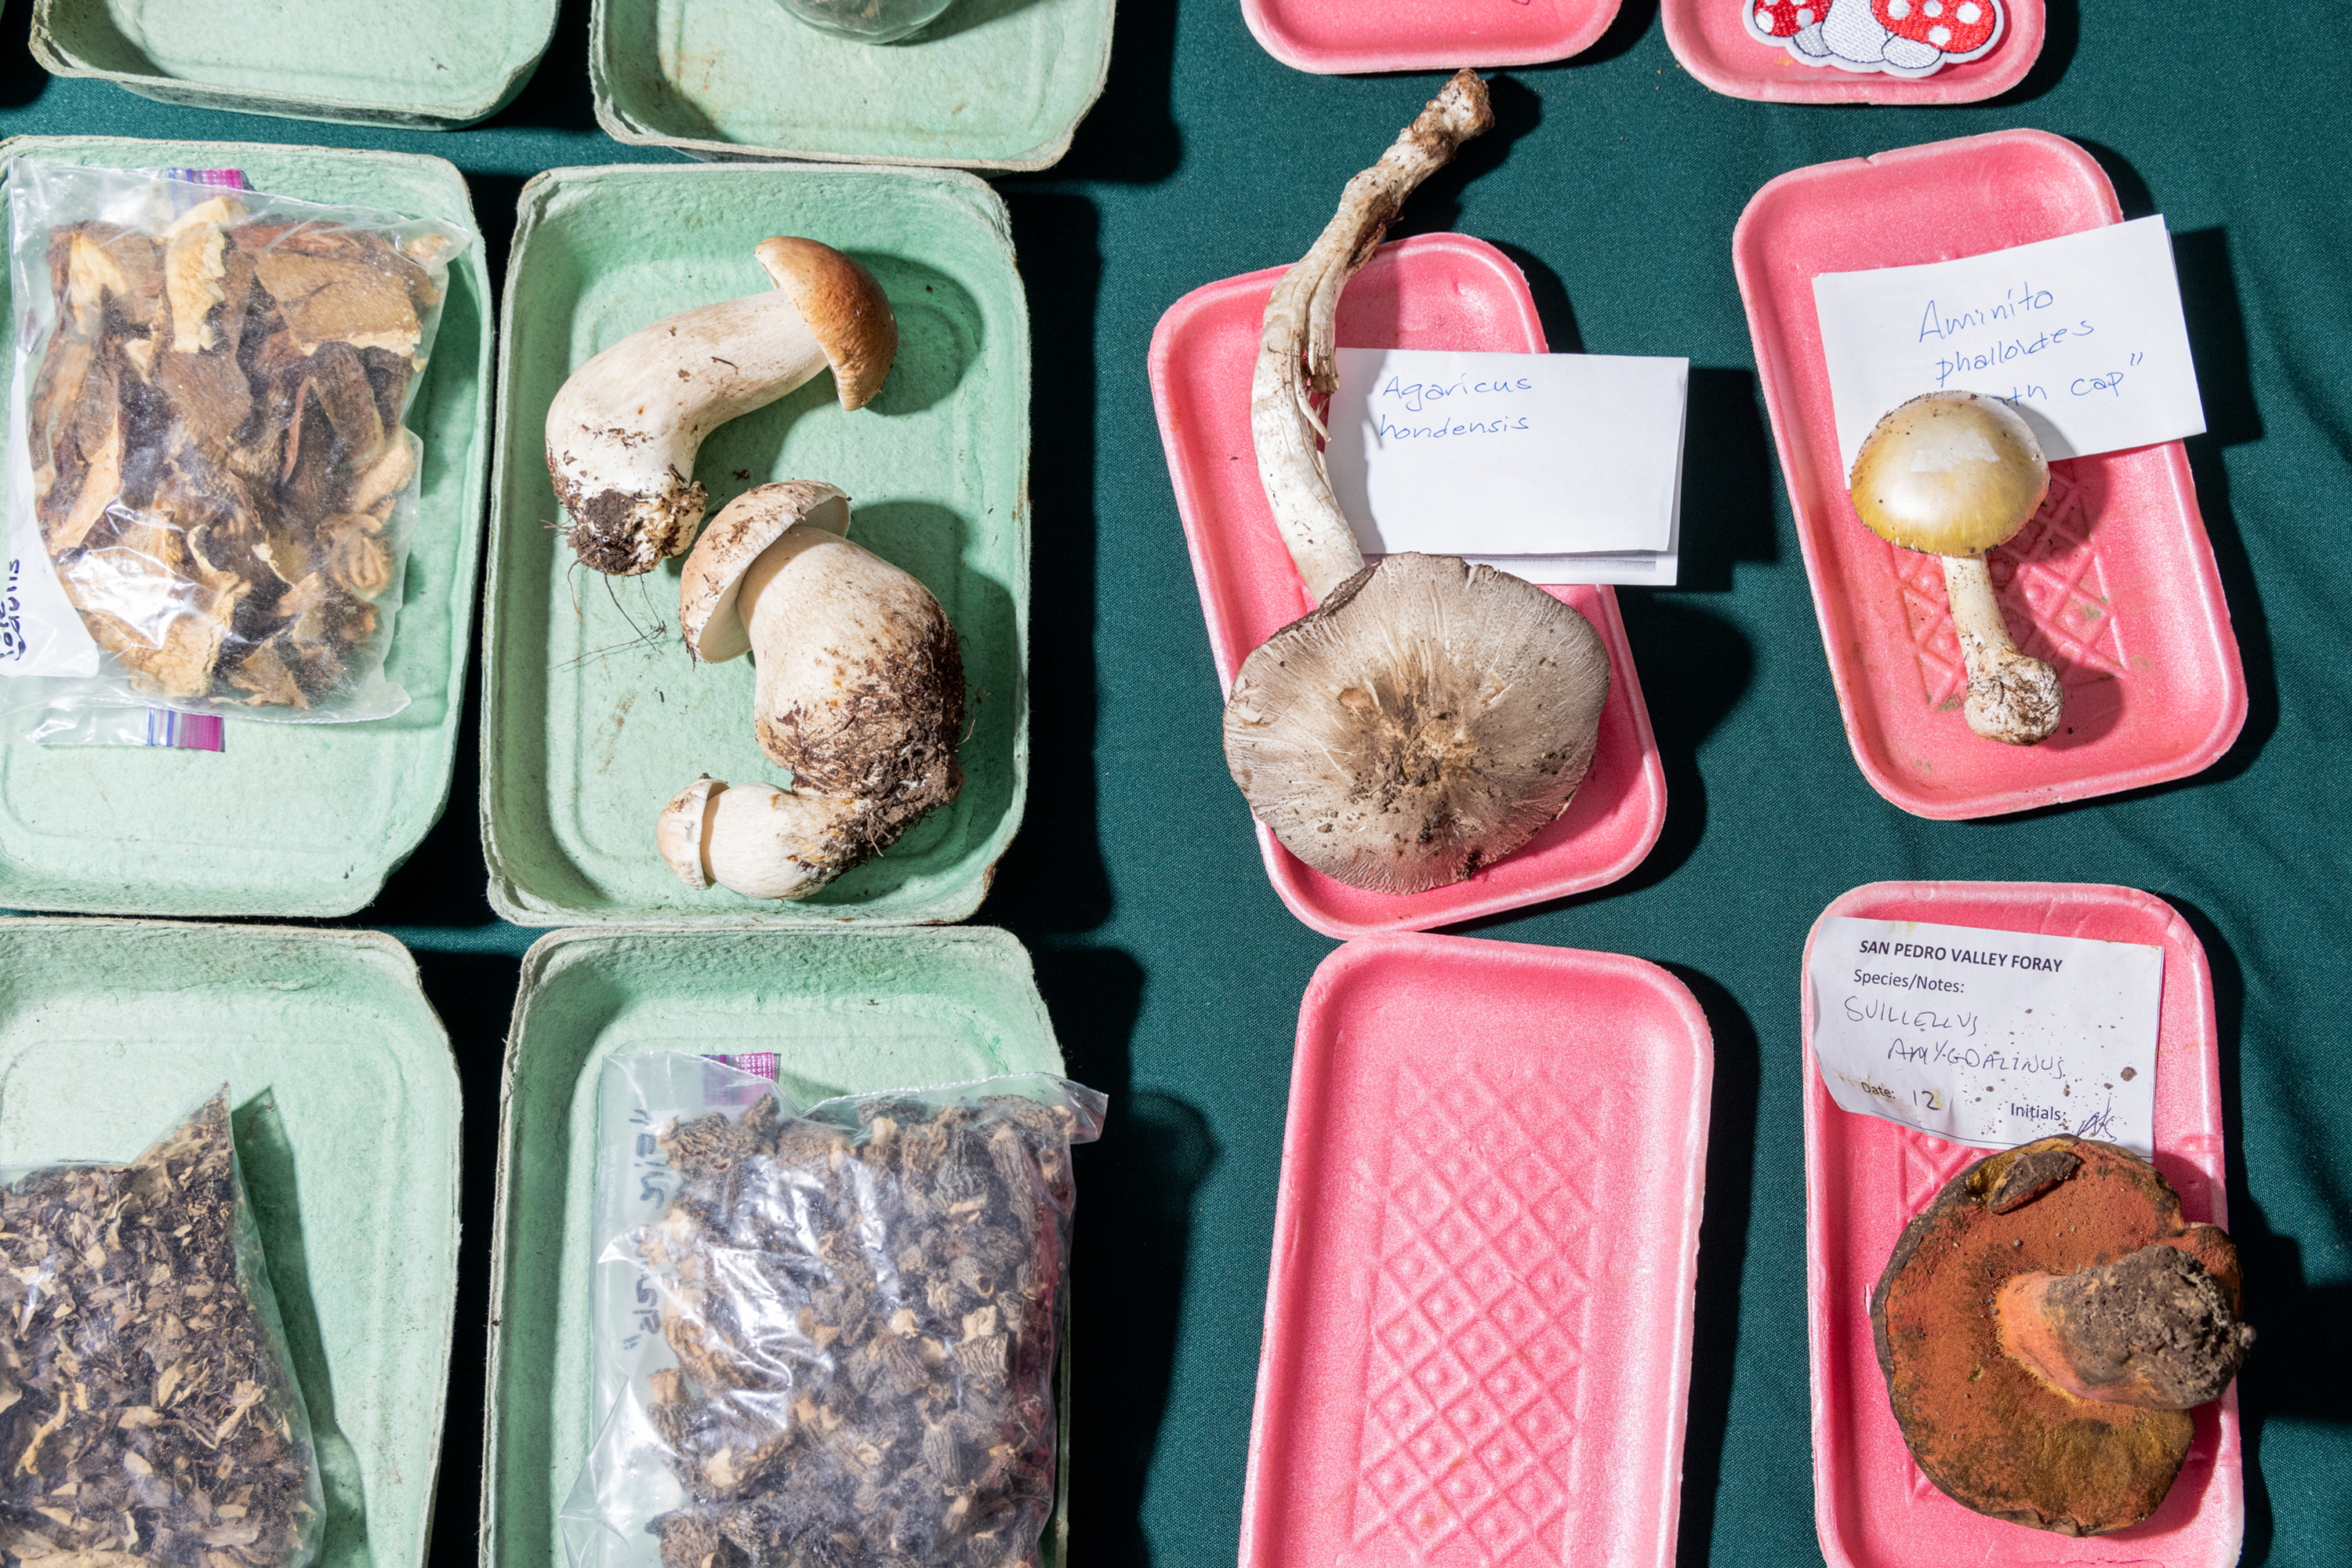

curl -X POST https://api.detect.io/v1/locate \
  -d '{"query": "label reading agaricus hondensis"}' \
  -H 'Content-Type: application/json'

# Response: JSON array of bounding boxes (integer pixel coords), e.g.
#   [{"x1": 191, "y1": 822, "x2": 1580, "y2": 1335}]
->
[{"x1": 1806, "y1": 916, "x2": 2161, "y2": 1156}]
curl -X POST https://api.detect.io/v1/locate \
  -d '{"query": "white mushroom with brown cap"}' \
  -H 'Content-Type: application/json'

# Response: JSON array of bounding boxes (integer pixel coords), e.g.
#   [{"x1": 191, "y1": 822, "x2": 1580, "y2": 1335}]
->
[
  {"x1": 1223, "y1": 68, "x2": 1613, "y2": 895},
  {"x1": 545, "y1": 238, "x2": 897, "y2": 576},
  {"x1": 1849, "y1": 390, "x2": 2061, "y2": 745},
  {"x1": 656, "y1": 481, "x2": 964, "y2": 901}
]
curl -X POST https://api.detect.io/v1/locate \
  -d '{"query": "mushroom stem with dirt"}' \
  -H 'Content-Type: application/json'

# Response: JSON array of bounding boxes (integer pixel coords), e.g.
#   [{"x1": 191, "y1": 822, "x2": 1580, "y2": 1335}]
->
[
  {"x1": 655, "y1": 481, "x2": 963, "y2": 902},
  {"x1": 1996, "y1": 1241, "x2": 2253, "y2": 1410},
  {"x1": 1873, "y1": 1135, "x2": 2251, "y2": 1536},
  {"x1": 1849, "y1": 390, "x2": 2061, "y2": 745},
  {"x1": 1249, "y1": 67, "x2": 1494, "y2": 604},
  {"x1": 1222, "y1": 69, "x2": 1613, "y2": 896},
  {"x1": 545, "y1": 239, "x2": 896, "y2": 577}
]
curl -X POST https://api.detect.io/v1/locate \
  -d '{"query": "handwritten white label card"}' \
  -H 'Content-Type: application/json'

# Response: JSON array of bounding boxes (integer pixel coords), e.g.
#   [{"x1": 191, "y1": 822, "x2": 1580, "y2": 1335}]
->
[
  {"x1": 1806, "y1": 916, "x2": 2162, "y2": 1156},
  {"x1": 1323, "y1": 347, "x2": 1687, "y2": 579},
  {"x1": 1813, "y1": 216, "x2": 2206, "y2": 473}
]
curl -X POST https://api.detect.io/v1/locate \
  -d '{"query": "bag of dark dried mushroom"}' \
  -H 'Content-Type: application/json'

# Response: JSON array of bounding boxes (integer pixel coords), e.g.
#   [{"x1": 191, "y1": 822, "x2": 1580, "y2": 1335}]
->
[
  {"x1": 0, "y1": 1090, "x2": 324, "y2": 1568},
  {"x1": 562, "y1": 1056, "x2": 1106, "y2": 1568},
  {"x1": 2, "y1": 160, "x2": 472, "y2": 725}
]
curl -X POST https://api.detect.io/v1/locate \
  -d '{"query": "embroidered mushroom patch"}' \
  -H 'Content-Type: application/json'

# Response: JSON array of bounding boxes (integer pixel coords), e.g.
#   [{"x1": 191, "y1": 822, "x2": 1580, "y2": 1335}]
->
[{"x1": 1744, "y1": 0, "x2": 2004, "y2": 78}]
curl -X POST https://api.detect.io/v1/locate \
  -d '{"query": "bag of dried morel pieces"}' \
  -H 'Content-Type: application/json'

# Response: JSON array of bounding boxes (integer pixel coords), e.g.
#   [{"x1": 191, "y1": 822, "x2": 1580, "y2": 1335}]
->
[
  {"x1": 0, "y1": 1090, "x2": 324, "y2": 1568},
  {"x1": 0, "y1": 159, "x2": 473, "y2": 729},
  {"x1": 561, "y1": 1054, "x2": 1106, "y2": 1568}
]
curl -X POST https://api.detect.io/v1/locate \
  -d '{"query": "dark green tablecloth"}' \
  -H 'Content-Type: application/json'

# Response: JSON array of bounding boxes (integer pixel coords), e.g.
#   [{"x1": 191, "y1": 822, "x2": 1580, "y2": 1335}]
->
[{"x1": 5, "y1": 1, "x2": 2344, "y2": 1562}]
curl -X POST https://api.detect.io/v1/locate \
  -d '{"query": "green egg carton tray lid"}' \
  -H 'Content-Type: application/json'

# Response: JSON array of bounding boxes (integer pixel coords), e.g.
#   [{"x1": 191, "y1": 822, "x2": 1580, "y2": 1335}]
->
[
  {"x1": 482, "y1": 924, "x2": 1071, "y2": 1568},
  {"x1": 0, "y1": 916, "x2": 461, "y2": 1568},
  {"x1": 0, "y1": 138, "x2": 492, "y2": 920},
  {"x1": 482, "y1": 161, "x2": 1029, "y2": 929},
  {"x1": 590, "y1": 0, "x2": 1111, "y2": 170},
  {"x1": 30, "y1": 0, "x2": 558, "y2": 129}
]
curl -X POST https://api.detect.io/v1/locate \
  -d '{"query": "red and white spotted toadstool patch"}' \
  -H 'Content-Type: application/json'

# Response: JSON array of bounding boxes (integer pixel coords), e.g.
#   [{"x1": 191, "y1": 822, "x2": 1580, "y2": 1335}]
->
[
  {"x1": 1749, "y1": 1, "x2": 1821, "y2": 39},
  {"x1": 1872, "y1": 0, "x2": 2002, "y2": 57}
]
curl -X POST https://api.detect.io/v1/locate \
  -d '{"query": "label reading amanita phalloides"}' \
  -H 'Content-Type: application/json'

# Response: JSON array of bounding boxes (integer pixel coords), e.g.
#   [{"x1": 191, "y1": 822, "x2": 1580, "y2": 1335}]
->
[{"x1": 1806, "y1": 916, "x2": 2162, "y2": 1156}]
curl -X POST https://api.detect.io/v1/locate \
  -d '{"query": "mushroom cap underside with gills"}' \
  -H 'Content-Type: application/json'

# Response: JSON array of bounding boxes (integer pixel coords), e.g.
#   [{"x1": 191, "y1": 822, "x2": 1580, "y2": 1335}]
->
[
  {"x1": 1871, "y1": 1134, "x2": 2245, "y2": 1537},
  {"x1": 1222, "y1": 552, "x2": 1611, "y2": 895}
]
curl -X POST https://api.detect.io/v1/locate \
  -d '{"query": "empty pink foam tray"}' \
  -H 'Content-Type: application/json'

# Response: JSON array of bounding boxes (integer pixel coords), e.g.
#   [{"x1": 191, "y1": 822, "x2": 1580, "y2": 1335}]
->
[
  {"x1": 1242, "y1": 0, "x2": 1622, "y2": 74},
  {"x1": 1802, "y1": 880, "x2": 2241, "y2": 1568},
  {"x1": 1244, "y1": 932, "x2": 1713, "y2": 1568},
  {"x1": 1663, "y1": 0, "x2": 2043, "y2": 103},
  {"x1": 1149, "y1": 234, "x2": 1668, "y2": 938},
  {"x1": 1734, "y1": 131, "x2": 2246, "y2": 820}
]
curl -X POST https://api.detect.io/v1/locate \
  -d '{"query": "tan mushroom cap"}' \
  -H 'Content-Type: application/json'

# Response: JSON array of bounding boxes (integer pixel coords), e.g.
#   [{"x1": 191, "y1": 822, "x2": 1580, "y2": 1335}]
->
[
  {"x1": 1849, "y1": 390, "x2": 2050, "y2": 556},
  {"x1": 754, "y1": 238, "x2": 898, "y2": 412},
  {"x1": 680, "y1": 481, "x2": 852, "y2": 663},
  {"x1": 1222, "y1": 552, "x2": 1612, "y2": 895}
]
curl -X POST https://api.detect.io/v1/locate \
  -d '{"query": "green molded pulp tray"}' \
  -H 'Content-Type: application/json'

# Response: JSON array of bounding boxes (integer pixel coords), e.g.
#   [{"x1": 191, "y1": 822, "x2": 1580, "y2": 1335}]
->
[
  {"x1": 482, "y1": 924, "x2": 1071, "y2": 1568},
  {"x1": 0, "y1": 917, "x2": 461, "y2": 1568},
  {"x1": 590, "y1": 0, "x2": 1112, "y2": 169},
  {"x1": 0, "y1": 138, "x2": 493, "y2": 918},
  {"x1": 483, "y1": 162, "x2": 1029, "y2": 927},
  {"x1": 30, "y1": 0, "x2": 557, "y2": 128}
]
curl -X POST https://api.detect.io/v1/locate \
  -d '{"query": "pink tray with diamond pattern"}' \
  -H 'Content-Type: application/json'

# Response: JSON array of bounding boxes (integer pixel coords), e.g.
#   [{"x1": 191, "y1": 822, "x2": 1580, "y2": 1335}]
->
[
  {"x1": 1802, "y1": 880, "x2": 2241, "y2": 1568},
  {"x1": 1242, "y1": 932, "x2": 1712, "y2": 1568},
  {"x1": 1663, "y1": 0, "x2": 2044, "y2": 104},
  {"x1": 1240, "y1": 0, "x2": 1622, "y2": 74},
  {"x1": 1149, "y1": 234, "x2": 1668, "y2": 938},
  {"x1": 1734, "y1": 132, "x2": 2247, "y2": 819}
]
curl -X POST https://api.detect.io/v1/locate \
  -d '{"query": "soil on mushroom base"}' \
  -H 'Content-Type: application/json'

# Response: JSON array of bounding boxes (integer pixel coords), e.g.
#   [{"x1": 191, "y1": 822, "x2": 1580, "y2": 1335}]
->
[
  {"x1": 1225, "y1": 554, "x2": 1609, "y2": 895},
  {"x1": 757, "y1": 602, "x2": 967, "y2": 830},
  {"x1": 1871, "y1": 1137, "x2": 2240, "y2": 1535}
]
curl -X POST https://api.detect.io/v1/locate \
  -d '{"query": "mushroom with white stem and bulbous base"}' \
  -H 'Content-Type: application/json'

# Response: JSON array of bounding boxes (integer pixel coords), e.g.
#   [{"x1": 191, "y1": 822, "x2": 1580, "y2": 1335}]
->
[
  {"x1": 1849, "y1": 390, "x2": 2062, "y2": 746},
  {"x1": 655, "y1": 481, "x2": 964, "y2": 902},
  {"x1": 545, "y1": 238, "x2": 896, "y2": 576},
  {"x1": 1222, "y1": 67, "x2": 1613, "y2": 896}
]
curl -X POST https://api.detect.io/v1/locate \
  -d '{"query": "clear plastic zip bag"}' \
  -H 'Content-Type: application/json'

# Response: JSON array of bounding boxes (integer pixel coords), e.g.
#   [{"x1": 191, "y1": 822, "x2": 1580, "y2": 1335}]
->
[
  {"x1": 2, "y1": 158, "x2": 473, "y2": 725},
  {"x1": 0, "y1": 1090, "x2": 323, "y2": 1568},
  {"x1": 563, "y1": 1054, "x2": 1105, "y2": 1568}
]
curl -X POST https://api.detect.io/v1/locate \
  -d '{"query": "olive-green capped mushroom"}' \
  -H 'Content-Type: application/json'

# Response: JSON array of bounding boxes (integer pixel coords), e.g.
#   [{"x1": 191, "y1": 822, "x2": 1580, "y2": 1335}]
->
[{"x1": 1850, "y1": 390, "x2": 2061, "y2": 746}]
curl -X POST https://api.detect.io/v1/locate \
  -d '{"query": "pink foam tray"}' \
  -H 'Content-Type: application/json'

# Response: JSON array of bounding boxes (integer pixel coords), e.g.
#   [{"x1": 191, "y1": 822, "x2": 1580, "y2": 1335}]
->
[
  {"x1": 1664, "y1": 0, "x2": 2044, "y2": 103},
  {"x1": 1243, "y1": 932, "x2": 1713, "y2": 1568},
  {"x1": 1802, "y1": 880, "x2": 2241, "y2": 1568},
  {"x1": 1149, "y1": 234, "x2": 1668, "y2": 938},
  {"x1": 1241, "y1": 0, "x2": 1622, "y2": 75},
  {"x1": 1733, "y1": 130, "x2": 2247, "y2": 820}
]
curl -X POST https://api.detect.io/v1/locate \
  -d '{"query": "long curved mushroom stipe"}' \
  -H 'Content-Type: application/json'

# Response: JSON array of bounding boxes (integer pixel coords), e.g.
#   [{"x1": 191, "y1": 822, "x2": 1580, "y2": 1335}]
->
[
  {"x1": 1250, "y1": 67, "x2": 1494, "y2": 604},
  {"x1": 546, "y1": 239, "x2": 895, "y2": 576},
  {"x1": 1225, "y1": 72, "x2": 1613, "y2": 897}
]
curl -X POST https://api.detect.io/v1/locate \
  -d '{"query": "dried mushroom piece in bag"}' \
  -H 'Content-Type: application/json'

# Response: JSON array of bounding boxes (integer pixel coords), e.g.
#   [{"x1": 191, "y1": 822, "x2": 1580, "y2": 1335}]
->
[
  {"x1": 565, "y1": 1066, "x2": 1105, "y2": 1568},
  {"x1": 0, "y1": 1090, "x2": 323, "y2": 1568},
  {"x1": 5, "y1": 161, "x2": 471, "y2": 722}
]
